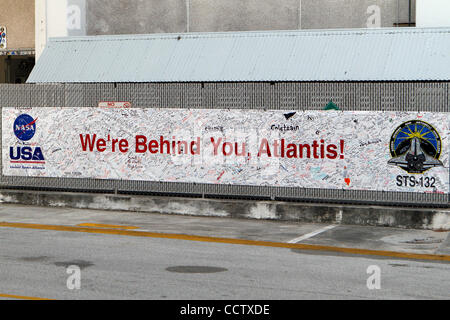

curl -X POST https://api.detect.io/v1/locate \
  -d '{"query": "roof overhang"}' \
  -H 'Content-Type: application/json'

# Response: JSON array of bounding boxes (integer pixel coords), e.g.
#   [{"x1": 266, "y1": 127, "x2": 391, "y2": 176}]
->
[{"x1": 27, "y1": 27, "x2": 450, "y2": 83}]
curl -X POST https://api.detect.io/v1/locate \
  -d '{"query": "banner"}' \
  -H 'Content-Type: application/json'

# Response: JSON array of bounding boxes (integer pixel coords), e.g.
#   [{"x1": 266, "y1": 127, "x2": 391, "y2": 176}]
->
[{"x1": 2, "y1": 107, "x2": 448, "y2": 193}]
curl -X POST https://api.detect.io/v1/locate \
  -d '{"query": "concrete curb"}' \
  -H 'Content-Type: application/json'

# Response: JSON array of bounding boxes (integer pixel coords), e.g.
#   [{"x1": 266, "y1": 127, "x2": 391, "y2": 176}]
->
[{"x1": 0, "y1": 189, "x2": 449, "y2": 230}]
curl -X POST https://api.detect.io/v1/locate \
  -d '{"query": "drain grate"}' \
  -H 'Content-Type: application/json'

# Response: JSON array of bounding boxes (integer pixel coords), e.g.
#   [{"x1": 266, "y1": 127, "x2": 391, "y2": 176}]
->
[
  {"x1": 403, "y1": 237, "x2": 443, "y2": 244},
  {"x1": 166, "y1": 266, "x2": 228, "y2": 274},
  {"x1": 54, "y1": 260, "x2": 94, "y2": 269}
]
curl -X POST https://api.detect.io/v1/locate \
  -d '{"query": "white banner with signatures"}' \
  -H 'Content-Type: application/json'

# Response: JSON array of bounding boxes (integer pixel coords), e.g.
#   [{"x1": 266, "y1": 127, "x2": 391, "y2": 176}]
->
[{"x1": 2, "y1": 107, "x2": 449, "y2": 193}]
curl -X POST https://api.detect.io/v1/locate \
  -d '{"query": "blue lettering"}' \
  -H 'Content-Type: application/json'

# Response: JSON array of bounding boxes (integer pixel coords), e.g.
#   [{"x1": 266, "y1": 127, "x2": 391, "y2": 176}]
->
[
  {"x1": 21, "y1": 147, "x2": 33, "y2": 160},
  {"x1": 9, "y1": 146, "x2": 45, "y2": 162},
  {"x1": 9, "y1": 147, "x2": 20, "y2": 160},
  {"x1": 32, "y1": 147, "x2": 45, "y2": 161}
]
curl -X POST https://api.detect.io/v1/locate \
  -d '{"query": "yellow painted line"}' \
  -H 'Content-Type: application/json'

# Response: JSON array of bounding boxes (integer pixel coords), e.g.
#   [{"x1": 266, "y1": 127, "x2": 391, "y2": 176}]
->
[
  {"x1": 77, "y1": 223, "x2": 138, "y2": 230},
  {"x1": 0, "y1": 293, "x2": 54, "y2": 300},
  {"x1": 0, "y1": 221, "x2": 449, "y2": 262}
]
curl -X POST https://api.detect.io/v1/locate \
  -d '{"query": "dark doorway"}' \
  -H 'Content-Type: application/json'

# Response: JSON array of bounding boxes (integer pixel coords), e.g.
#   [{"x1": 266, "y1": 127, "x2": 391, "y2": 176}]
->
[{"x1": 0, "y1": 55, "x2": 35, "y2": 83}]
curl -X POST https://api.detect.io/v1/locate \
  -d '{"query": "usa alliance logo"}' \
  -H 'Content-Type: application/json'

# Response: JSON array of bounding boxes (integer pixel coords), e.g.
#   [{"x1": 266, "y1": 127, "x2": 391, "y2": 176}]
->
[{"x1": 9, "y1": 114, "x2": 45, "y2": 165}]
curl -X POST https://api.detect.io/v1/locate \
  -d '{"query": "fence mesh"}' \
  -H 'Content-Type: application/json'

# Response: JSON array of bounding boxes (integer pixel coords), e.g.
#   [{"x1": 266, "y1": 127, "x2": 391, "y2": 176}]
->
[{"x1": 0, "y1": 82, "x2": 448, "y2": 205}]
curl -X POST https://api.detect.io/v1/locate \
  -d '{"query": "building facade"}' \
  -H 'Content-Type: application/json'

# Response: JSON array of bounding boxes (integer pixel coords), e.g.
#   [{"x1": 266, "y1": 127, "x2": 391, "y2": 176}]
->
[
  {"x1": 86, "y1": 0, "x2": 416, "y2": 35},
  {"x1": 36, "y1": 0, "x2": 417, "y2": 59},
  {"x1": 416, "y1": 0, "x2": 450, "y2": 27},
  {"x1": 0, "y1": 0, "x2": 35, "y2": 83},
  {"x1": 0, "y1": 0, "x2": 434, "y2": 82}
]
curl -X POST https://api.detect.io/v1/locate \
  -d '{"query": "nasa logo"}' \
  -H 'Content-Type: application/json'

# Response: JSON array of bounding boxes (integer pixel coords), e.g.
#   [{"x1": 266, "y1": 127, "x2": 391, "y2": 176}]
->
[
  {"x1": 10, "y1": 114, "x2": 45, "y2": 163},
  {"x1": 13, "y1": 114, "x2": 37, "y2": 141},
  {"x1": 388, "y1": 120, "x2": 443, "y2": 174}
]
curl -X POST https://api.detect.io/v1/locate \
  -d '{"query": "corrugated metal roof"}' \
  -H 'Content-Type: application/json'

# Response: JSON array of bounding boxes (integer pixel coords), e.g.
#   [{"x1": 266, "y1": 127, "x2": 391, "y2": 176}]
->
[{"x1": 27, "y1": 27, "x2": 450, "y2": 83}]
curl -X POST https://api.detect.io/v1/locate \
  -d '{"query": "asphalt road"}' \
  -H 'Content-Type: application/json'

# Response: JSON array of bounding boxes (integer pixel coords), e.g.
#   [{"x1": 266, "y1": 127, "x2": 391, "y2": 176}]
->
[{"x1": 0, "y1": 204, "x2": 449, "y2": 300}]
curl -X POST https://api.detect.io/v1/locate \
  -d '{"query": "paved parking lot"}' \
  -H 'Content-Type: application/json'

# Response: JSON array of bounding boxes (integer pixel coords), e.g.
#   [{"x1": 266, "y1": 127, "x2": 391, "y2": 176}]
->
[{"x1": 0, "y1": 203, "x2": 449, "y2": 300}]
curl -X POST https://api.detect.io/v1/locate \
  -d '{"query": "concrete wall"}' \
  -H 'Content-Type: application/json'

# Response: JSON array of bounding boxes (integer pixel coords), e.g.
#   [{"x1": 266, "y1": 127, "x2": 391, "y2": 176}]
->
[
  {"x1": 0, "y1": 0, "x2": 35, "y2": 50},
  {"x1": 1, "y1": 189, "x2": 449, "y2": 230},
  {"x1": 84, "y1": 0, "x2": 415, "y2": 35},
  {"x1": 35, "y1": 0, "x2": 417, "y2": 59},
  {"x1": 301, "y1": 0, "x2": 415, "y2": 29},
  {"x1": 36, "y1": 0, "x2": 416, "y2": 59},
  {"x1": 189, "y1": 0, "x2": 300, "y2": 32},
  {"x1": 86, "y1": 0, "x2": 187, "y2": 34}
]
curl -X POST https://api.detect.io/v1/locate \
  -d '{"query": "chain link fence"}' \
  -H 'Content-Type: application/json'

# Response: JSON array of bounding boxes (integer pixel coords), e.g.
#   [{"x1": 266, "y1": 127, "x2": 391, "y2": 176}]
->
[{"x1": 0, "y1": 82, "x2": 448, "y2": 206}]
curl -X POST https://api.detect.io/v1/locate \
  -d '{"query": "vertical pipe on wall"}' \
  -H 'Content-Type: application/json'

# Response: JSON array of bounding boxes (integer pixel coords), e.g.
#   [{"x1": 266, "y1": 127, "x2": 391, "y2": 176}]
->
[{"x1": 409, "y1": 0, "x2": 412, "y2": 26}]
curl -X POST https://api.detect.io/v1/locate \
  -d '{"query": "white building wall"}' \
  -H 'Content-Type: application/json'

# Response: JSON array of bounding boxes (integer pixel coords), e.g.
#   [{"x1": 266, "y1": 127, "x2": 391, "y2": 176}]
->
[
  {"x1": 35, "y1": 0, "x2": 86, "y2": 60},
  {"x1": 417, "y1": 0, "x2": 450, "y2": 27}
]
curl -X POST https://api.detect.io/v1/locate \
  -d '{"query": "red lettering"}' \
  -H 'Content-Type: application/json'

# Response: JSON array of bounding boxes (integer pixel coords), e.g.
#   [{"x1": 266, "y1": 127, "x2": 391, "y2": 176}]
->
[
  {"x1": 96, "y1": 139, "x2": 107, "y2": 152},
  {"x1": 79, "y1": 134, "x2": 97, "y2": 152},
  {"x1": 286, "y1": 144, "x2": 297, "y2": 158},
  {"x1": 210, "y1": 137, "x2": 222, "y2": 156},
  {"x1": 191, "y1": 137, "x2": 201, "y2": 155},
  {"x1": 223, "y1": 142, "x2": 233, "y2": 156},
  {"x1": 273, "y1": 140, "x2": 280, "y2": 157},
  {"x1": 148, "y1": 140, "x2": 158, "y2": 154},
  {"x1": 320, "y1": 140, "x2": 325, "y2": 158},
  {"x1": 160, "y1": 136, "x2": 170, "y2": 154},
  {"x1": 312, "y1": 140, "x2": 320, "y2": 159},
  {"x1": 119, "y1": 139, "x2": 129, "y2": 153},
  {"x1": 178, "y1": 141, "x2": 188, "y2": 155},
  {"x1": 326, "y1": 144, "x2": 338, "y2": 159},
  {"x1": 298, "y1": 144, "x2": 310, "y2": 158},
  {"x1": 112, "y1": 139, "x2": 118, "y2": 152},
  {"x1": 258, "y1": 139, "x2": 272, "y2": 157},
  {"x1": 235, "y1": 142, "x2": 246, "y2": 156},
  {"x1": 135, "y1": 135, "x2": 147, "y2": 153}
]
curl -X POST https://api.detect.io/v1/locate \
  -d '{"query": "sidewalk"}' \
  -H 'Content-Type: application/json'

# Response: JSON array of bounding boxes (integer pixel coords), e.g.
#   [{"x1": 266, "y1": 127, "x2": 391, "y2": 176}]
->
[
  {"x1": 0, "y1": 202, "x2": 448, "y2": 258},
  {"x1": 0, "y1": 189, "x2": 449, "y2": 231}
]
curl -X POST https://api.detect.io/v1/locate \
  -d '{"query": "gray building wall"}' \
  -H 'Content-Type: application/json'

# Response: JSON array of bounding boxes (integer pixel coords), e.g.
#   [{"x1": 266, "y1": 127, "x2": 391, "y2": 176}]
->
[
  {"x1": 85, "y1": 0, "x2": 416, "y2": 36},
  {"x1": 87, "y1": 0, "x2": 187, "y2": 35},
  {"x1": 301, "y1": 0, "x2": 416, "y2": 29},
  {"x1": 189, "y1": 0, "x2": 300, "y2": 32}
]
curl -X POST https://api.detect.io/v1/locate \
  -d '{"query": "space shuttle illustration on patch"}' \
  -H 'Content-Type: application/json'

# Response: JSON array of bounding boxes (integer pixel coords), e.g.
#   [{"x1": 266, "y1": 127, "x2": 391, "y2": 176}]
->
[
  {"x1": 388, "y1": 120, "x2": 443, "y2": 174},
  {"x1": 388, "y1": 137, "x2": 443, "y2": 173}
]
